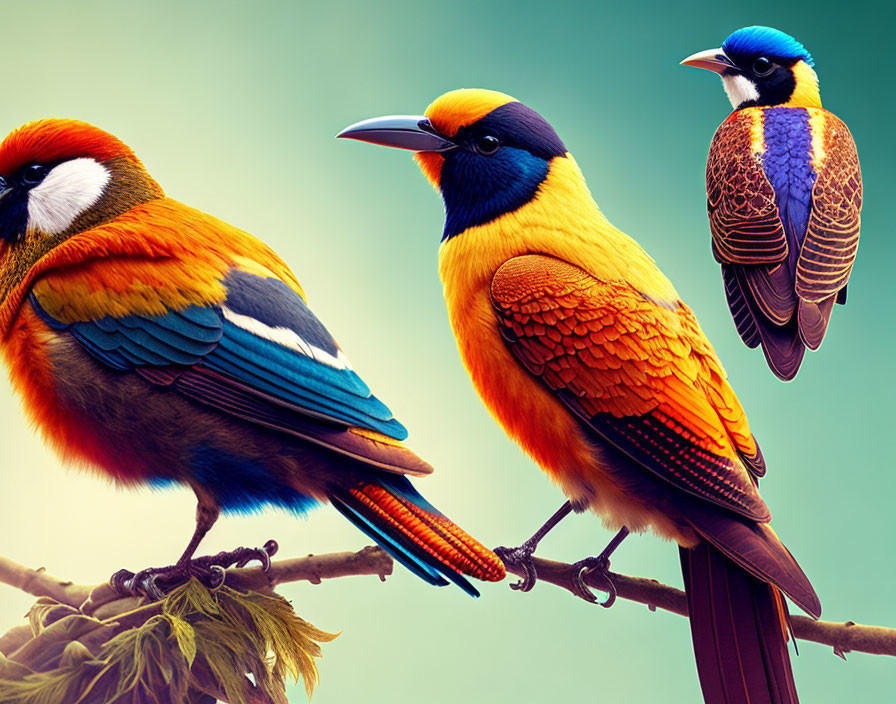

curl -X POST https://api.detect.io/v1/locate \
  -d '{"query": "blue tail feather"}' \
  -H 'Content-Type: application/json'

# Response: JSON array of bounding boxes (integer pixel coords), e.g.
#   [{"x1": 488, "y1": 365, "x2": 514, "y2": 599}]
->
[{"x1": 330, "y1": 495, "x2": 450, "y2": 587}]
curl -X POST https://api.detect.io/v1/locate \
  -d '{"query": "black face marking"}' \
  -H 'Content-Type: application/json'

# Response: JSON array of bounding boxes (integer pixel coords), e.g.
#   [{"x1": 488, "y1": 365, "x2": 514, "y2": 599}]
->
[
  {"x1": 450, "y1": 101, "x2": 566, "y2": 159},
  {"x1": 0, "y1": 161, "x2": 56, "y2": 243},
  {"x1": 724, "y1": 52, "x2": 800, "y2": 107},
  {"x1": 437, "y1": 102, "x2": 567, "y2": 241}
]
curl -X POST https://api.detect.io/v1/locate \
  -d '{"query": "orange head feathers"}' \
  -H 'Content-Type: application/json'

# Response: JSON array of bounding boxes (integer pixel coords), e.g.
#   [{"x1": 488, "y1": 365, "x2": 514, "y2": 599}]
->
[
  {"x1": 423, "y1": 89, "x2": 516, "y2": 138},
  {"x1": 0, "y1": 119, "x2": 164, "y2": 324},
  {"x1": 0, "y1": 119, "x2": 140, "y2": 175}
]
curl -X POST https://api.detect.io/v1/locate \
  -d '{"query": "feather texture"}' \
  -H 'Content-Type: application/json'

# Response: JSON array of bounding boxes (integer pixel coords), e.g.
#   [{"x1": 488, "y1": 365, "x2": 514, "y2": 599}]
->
[
  {"x1": 0, "y1": 117, "x2": 504, "y2": 596},
  {"x1": 706, "y1": 107, "x2": 861, "y2": 378},
  {"x1": 681, "y1": 543, "x2": 800, "y2": 704},
  {"x1": 490, "y1": 253, "x2": 766, "y2": 508},
  {"x1": 423, "y1": 91, "x2": 817, "y2": 702},
  {"x1": 331, "y1": 477, "x2": 506, "y2": 596}
]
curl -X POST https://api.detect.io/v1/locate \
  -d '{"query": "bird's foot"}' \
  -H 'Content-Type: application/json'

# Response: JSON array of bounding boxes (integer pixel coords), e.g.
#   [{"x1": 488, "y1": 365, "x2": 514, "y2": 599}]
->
[
  {"x1": 493, "y1": 540, "x2": 540, "y2": 592},
  {"x1": 111, "y1": 539, "x2": 278, "y2": 600},
  {"x1": 569, "y1": 554, "x2": 618, "y2": 607}
]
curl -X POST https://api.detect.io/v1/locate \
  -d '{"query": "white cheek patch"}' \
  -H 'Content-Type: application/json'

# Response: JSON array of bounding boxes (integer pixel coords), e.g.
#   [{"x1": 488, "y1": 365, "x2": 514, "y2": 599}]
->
[
  {"x1": 27, "y1": 158, "x2": 110, "y2": 235},
  {"x1": 721, "y1": 74, "x2": 760, "y2": 109},
  {"x1": 221, "y1": 306, "x2": 354, "y2": 371}
]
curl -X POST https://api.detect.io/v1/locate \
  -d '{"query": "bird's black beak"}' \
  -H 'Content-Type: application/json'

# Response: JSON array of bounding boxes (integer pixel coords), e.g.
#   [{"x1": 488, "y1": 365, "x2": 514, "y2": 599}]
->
[
  {"x1": 337, "y1": 115, "x2": 456, "y2": 152},
  {"x1": 680, "y1": 48, "x2": 737, "y2": 74}
]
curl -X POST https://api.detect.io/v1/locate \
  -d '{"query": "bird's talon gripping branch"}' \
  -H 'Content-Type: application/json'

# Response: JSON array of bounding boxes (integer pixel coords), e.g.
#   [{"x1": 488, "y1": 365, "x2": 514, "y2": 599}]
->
[
  {"x1": 570, "y1": 556, "x2": 617, "y2": 607},
  {"x1": 494, "y1": 543, "x2": 539, "y2": 592},
  {"x1": 111, "y1": 540, "x2": 279, "y2": 600},
  {"x1": 493, "y1": 501, "x2": 578, "y2": 593},
  {"x1": 208, "y1": 565, "x2": 227, "y2": 591}
]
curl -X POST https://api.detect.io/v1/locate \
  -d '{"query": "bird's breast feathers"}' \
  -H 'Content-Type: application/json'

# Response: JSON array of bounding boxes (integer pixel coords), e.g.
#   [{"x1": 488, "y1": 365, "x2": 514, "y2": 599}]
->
[
  {"x1": 713, "y1": 108, "x2": 851, "y2": 224},
  {"x1": 718, "y1": 106, "x2": 846, "y2": 173},
  {"x1": 438, "y1": 157, "x2": 763, "y2": 540}
]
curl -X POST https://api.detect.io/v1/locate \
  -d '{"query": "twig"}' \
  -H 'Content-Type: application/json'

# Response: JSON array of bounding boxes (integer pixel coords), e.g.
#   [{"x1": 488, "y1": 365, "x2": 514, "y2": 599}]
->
[
  {"x1": 0, "y1": 555, "x2": 93, "y2": 608},
  {"x1": 503, "y1": 554, "x2": 896, "y2": 658},
  {"x1": 227, "y1": 545, "x2": 394, "y2": 592}
]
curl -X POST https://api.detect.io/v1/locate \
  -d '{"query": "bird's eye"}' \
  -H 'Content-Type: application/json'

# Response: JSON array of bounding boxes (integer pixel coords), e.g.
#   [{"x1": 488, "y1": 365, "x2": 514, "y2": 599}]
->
[
  {"x1": 476, "y1": 135, "x2": 501, "y2": 156},
  {"x1": 22, "y1": 164, "x2": 49, "y2": 186},
  {"x1": 752, "y1": 57, "x2": 774, "y2": 77}
]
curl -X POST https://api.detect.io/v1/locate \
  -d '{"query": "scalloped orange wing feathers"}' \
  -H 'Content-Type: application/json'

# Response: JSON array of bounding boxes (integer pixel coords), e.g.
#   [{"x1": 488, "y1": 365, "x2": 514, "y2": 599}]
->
[{"x1": 490, "y1": 254, "x2": 768, "y2": 521}]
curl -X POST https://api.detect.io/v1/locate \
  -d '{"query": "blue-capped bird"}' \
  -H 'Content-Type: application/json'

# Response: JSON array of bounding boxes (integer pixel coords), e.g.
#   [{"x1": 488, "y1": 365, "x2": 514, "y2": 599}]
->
[{"x1": 682, "y1": 26, "x2": 862, "y2": 380}]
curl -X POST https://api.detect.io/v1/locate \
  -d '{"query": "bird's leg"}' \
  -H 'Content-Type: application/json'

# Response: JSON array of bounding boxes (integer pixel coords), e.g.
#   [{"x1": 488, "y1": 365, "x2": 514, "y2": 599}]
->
[
  {"x1": 175, "y1": 501, "x2": 220, "y2": 567},
  {"x1": 111, "y1": 499, "x2": 278, "y2": 600},
  {"x1": 494, "y1": 501, "x2": 575, "y2": 592},
  {"x1": 568, "y1": 526, "x2": 630, "y2": 608}
]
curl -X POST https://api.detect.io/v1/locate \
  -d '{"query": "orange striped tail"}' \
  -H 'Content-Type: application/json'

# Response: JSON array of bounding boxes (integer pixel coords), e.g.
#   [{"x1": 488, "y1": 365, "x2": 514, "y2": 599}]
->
[{"x1": 329, "y1": 477, "x2": 505, "y2": 596}]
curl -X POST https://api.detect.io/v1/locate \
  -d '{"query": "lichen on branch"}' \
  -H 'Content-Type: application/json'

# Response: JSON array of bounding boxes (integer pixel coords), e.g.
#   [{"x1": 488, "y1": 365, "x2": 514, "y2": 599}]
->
[
  {"x1": 0, "y1": 580, "x2": 337, "y2": 704},
  {"x1": 0, "y1": 547, "x2": 393, "y2": 704}
]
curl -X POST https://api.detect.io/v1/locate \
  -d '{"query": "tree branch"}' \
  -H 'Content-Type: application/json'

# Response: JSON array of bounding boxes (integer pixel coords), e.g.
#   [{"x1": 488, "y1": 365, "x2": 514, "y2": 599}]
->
[
  {"x1": 503, "y1": 554, "x2": 896, "y2": 658},
  {"x1": 0, "y1": 546, "x2": 394, "y2": 623},
  {"x1": 1, "y1": 548, "x2": 893, "y2": 660}
]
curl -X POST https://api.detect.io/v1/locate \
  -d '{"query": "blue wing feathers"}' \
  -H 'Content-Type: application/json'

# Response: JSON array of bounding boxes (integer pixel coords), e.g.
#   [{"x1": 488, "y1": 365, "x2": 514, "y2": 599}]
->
[
  {"x1": 215, "y1": 322, "x2": 372, "y2": 397},
  {"x1": 206, "y1": 344, "x2": 402, "y2": 435},
  {"x1": 28, "y1": 270, "x2": 407, "y2": 440}
]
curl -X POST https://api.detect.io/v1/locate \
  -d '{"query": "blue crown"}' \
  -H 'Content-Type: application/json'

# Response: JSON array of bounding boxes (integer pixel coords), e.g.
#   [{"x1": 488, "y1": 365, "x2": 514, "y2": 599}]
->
[{"x1": 722, "y1": 26, "x2": 814, "y2": 67}]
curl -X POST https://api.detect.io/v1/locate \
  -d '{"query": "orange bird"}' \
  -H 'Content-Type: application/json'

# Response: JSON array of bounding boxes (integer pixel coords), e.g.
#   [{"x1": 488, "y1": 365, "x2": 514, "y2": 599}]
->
[
  {"x1": 0, "y1": 118, "x2": 504, "y2": 598},
  {"x1": 341, "y1": 89, "x2": 821, "y2": 703}
]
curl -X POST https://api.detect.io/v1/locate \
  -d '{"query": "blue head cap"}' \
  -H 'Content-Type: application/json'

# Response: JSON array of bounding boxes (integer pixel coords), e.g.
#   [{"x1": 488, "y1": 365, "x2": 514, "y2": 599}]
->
[{"x1": 722, "y1": 26, "x2": 814, "y2": 68}]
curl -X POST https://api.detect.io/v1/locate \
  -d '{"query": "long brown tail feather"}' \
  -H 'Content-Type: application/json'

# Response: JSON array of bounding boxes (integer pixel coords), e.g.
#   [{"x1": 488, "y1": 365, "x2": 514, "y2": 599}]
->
[{"x1": 681, "y1": 543, "x2": 800, "y2": 704}]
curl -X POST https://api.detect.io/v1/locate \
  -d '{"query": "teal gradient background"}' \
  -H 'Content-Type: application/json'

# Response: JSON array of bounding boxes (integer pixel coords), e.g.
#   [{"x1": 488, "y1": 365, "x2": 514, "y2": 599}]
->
[{"x1": 0, "y1": 1, "x2": 892, "y2": 701}]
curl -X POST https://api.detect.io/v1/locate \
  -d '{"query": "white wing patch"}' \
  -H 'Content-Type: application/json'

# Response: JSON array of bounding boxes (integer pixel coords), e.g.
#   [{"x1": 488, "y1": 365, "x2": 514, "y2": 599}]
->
[
  {"x1": 721, "y1": 74, "x2": 760, "y2": 109},
  {"x1": 221, "y1": 306, "x2": 353, "y2": 370},
  {"x1": 27, "y1": 158, "x2": 110, "y2": 235}
]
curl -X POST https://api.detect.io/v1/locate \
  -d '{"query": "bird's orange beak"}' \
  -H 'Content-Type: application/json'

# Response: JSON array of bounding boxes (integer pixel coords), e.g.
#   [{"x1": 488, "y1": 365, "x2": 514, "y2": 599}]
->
[{"x1": 337, "y1": 115, "x2": 456, "y2": 152}]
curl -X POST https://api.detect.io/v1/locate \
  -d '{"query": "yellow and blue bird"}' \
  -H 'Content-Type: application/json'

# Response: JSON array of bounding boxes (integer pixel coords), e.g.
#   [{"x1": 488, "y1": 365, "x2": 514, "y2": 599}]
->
[
  {"x1": 0, "y1": 118, "x2": 505, "y2": 598},
  {"x1": 340, "y1": 89, "x2": 820, "y2": 704},
  {"x1": 682, "y1": 26, "x2": 862, "y2": 380}
]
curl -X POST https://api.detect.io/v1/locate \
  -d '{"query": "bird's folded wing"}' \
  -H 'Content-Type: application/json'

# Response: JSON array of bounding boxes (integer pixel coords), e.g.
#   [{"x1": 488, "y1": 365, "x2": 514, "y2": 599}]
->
[
  {"x1": 707, "y1": 112, "x2": 789, "y2": 266},
  {"x1": 490, "y1": 254, "x2": 768, "y2": 517},
  {"x1": 30, "y1": 267, "x2": 431, "y2": 475},
  {"x1": 796, "y1": 113, "x2": 861, "y2": 302}
]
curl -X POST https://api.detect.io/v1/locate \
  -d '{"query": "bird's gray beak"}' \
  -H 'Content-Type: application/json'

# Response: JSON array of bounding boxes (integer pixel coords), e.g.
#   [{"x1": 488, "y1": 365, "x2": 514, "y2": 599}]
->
[
  {"x1": 337, "y1": 115, "x2": 456, "y2": 152},
  {"x1": 680, "y1": 48, "x2": 737, "y2": 74}
]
